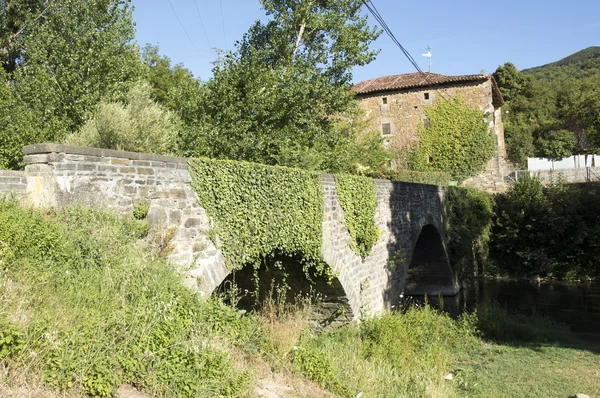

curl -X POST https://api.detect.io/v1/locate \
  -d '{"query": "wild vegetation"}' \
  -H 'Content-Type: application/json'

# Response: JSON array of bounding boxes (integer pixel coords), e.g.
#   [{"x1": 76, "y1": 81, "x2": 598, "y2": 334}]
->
[
  {"x1": 494, "y1": 47, "x2": 600, "y2": 167},
  {"x1": 0, "y1": 0, "x2": 390, "y2": 176},
  {"x1": 1, "y1": 201, "x2": 597, "y2": 398},
  {"x1": 489, "y1": 176, "x2": 600, "y2": 280}
]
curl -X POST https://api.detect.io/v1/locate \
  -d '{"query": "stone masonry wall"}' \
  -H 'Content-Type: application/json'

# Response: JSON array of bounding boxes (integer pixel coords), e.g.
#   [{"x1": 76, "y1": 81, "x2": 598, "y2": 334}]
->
[
  {"x1": 22, "y1": 144, "x2": 227, "y2": 295},
  {"x1": 19, "y1": 144, "x2": 458, "y2": 320},
  {"x1": 321, "y1": 175, "x2": 457, "y2": 318},
  {"x1": 0, "y1": 170, "x2": 27, "y2": 199}
]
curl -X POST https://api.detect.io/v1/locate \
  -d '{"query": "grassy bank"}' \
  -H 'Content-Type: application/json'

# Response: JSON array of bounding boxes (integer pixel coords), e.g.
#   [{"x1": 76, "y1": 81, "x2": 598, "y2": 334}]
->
[{"x1": 0, "y1": 201, "x2": 598, "y2": 397}]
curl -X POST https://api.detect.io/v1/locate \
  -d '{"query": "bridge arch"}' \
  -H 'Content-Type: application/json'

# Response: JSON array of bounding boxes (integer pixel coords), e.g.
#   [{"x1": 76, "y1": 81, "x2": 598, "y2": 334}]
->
[
  {"x1": 210, "y1": 254, "x2": 354, "y2": 329},
  {"x1": 403, "y1": 223, "x2": 457, "y2": 295}
]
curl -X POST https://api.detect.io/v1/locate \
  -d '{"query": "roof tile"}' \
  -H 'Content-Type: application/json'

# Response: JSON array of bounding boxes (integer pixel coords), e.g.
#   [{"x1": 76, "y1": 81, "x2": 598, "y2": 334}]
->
[{"x1": 352, "y1": 72, "x2": 504, "y2": 106}]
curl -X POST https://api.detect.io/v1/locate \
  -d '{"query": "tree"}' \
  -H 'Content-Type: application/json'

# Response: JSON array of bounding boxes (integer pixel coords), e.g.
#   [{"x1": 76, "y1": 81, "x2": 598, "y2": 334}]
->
[
  {"x1": 562, "y1": 76, "x2": 600, "y2": 151},
  {"x1": 535, "y1": 129, "x2": 576, "y2": 160},
  {"x1": 408, "y1": 98, "x2": 496, "y2": 180},
  {"x1": 0, "y1": 0, "x2": 142, "y2": 168},
  {"x1": 493, "y1": 62, "x2": 527, "y2": 102},
  {"x1": 181, "y1": 0, "x2": 383, "y2": 172},
  {"x1": 0, "y1": 0, "x2": 47, "y2": 73}
]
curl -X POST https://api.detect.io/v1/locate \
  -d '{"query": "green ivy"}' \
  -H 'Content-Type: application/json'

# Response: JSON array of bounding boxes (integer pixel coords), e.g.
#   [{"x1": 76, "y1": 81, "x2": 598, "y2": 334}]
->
[
  {"x1": 408, "y1": 98, "x2": 496, "y2": 180},
  {"x1": 334, "y1": 174, "x2": 379, "y2": 257},
  {"x1": 189, "y1": 158, "x2": 325, "y2": 273}
]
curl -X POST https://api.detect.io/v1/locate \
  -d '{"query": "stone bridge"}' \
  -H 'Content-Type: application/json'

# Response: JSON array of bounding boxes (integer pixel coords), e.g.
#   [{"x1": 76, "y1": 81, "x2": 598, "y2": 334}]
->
[{"x1": 1, "y1": 144, "x2": 458, "y2": 320}]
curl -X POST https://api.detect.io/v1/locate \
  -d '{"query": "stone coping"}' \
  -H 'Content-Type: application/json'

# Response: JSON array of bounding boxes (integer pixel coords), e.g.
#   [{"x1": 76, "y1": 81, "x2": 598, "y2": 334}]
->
[{"x1": 23, "y1": 144, "x2": 188, "y2": 164}]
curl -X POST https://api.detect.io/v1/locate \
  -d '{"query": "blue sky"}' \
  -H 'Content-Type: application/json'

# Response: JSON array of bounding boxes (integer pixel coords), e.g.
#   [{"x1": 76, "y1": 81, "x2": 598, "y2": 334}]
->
[{"x1": 131, "y1": 0, "x2": 600, "y2": 83}]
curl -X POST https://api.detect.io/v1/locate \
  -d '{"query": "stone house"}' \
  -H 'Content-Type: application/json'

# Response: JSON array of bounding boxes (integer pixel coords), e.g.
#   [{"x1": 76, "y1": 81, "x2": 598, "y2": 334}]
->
[{"x1": 352, "y1": 72, "x2": 507, "y2": 191}]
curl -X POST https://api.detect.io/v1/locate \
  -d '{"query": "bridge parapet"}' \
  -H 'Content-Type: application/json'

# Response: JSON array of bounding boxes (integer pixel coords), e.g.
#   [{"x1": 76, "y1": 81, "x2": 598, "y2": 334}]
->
[{"x1": 16, "y1": 144, "x2": 458, "y2": 319}]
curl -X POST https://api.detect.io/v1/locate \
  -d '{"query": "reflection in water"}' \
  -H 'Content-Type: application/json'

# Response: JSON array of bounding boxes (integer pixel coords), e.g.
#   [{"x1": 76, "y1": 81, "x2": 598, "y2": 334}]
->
[{"x1": 410, "y1": 279, "x2": 600, "y2": 342}]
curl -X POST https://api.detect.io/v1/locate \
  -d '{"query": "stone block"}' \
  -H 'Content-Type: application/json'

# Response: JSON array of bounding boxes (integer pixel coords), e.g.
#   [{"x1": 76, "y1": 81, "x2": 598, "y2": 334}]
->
[{"x1": 136, "y1": 167, "x2": 155, "y2": 176}]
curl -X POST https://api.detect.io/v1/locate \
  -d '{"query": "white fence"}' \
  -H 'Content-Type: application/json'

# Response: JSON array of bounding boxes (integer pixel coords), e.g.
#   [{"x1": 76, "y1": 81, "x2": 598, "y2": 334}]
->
[{"x1": 528, "y1": 154, "x2": 600, "y2": 171}]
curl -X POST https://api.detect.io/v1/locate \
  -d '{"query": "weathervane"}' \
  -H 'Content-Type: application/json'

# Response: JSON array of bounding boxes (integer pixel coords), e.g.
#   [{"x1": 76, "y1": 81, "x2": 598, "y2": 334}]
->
[{"x1": 421, "y1": 45, "x2": 432, "y2": 72}]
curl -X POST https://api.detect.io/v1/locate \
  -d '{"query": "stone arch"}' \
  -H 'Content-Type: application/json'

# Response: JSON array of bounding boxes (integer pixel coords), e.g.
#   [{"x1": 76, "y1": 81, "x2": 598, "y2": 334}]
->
[
  {"x1": 403, "y1": 223, "x2": 457, "y2": 295},
  {"x1": 211, "y1": 254, "x2": 354, "y2": 330}
]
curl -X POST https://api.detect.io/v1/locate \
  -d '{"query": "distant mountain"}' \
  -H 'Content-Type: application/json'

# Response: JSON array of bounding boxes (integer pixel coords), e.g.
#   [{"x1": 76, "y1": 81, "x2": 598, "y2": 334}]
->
[{"x1": 522, "y1": 47, "x2": 600, "y2": 83}]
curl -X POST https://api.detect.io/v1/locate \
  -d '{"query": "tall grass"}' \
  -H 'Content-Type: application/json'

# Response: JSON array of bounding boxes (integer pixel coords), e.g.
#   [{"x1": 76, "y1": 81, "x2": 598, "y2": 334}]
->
[
  {"x1": 290, "y1": 303, "x2": 480, "y2": 397},
  {"x1": 0, "y1": 201, "x2": 262, "y2": 397}
]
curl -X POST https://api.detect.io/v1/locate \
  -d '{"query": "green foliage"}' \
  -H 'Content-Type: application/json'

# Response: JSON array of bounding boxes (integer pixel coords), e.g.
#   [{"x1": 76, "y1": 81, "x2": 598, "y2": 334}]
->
[
  {"x1": 444, "y1": 187, "x2": 493, "y2": 278},
  {"x1": 0, "y1": 201, "x2": 257, "y2": 396},
  {"x1": 562, "y1": 76, "x2": 600, "y2": 151},
  {"x1": 497, "y1": 48, "x2": 600, "y2": 161},
  {"x1": 66, "y1": 81, "x2": 179, "y2": 154},
  {"x1": 0, "y1": 0, "x2": 142, "y2": 169},
  {"x1": 536, "y1": 129, "x2": 576, "y2": 160},
  {"x1": 293, "y1": 303, "x2": 480, "y2": 397},
  {"x1": 490, "y1": 176, "x2": 600, "y2": 279},
  {"x1": 291, "y1": 345, "x2": 348, "y2": 395},
  {"x1": 132, "y1": 200, "x2": 150, "y2": 220},
  {"x1": 180, "y1": 0, "x2": 382, "y2": 173},
  {"x1": 189, "y1": 158, "x2": 325, "y2": 274},
  {"x1": 503, "y1": 117, "x2": 535, "y2": 167},
  {"x1": 408, "y1": 98, "x2": 496, "y2": 180},
  {"x1": 493, "y1": 62, "x2": 528, "y2": 102},
  {"x1": 0, "y1": 319, "x2": 24, "y2": 359},
  {"x1": 334, "y1": 174, "x2": 379, "y2": 257}
]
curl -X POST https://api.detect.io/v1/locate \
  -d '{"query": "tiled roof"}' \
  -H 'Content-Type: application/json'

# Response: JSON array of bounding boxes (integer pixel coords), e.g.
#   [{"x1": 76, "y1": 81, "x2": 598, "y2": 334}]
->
[{"x1": 352, "y1": 72, "x2": 505, "y2": 107}]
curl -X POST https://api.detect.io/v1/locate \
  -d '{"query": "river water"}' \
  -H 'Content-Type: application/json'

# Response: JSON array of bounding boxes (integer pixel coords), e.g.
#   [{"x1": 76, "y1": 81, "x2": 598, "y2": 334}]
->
[{"x1": 412, "y1": 279, "x2": 600, "y2": 343}]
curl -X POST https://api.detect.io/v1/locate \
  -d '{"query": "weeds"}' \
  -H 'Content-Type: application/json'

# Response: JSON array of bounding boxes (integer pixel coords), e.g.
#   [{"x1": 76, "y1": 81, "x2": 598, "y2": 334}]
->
[{"x1": 0, "y1": 201, "x2": 257, "y2": 397}]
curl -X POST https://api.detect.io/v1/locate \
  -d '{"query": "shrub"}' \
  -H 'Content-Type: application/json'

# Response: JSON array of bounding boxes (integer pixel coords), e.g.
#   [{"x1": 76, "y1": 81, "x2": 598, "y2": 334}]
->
[
  {"x1": 490, "y1": 176, "x2": 600, "y2": 279},
  {"x1": 369, "y1": 168, "x2": 452, "y2": 186},
  {"x1": 66, "y1": 82, "x2": 180, "y2": 155}
]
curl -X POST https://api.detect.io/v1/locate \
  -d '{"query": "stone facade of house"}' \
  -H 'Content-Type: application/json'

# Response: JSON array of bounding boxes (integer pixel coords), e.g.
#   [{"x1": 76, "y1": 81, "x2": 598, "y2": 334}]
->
[{"x1": 353, "y1": 73, "x2": 508, "y2": 192}]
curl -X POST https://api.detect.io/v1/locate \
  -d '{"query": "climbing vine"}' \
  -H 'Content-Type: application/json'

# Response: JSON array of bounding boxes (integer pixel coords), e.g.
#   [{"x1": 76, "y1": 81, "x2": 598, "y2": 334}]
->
[
  {"x1": 334, "y1": 174, "x2": 379, "y2": 258},
  {"x1": 189, "y1": 158, "x2": 325, "y2": 273},
  {"x1": 408, "y1": 98, "x2": 496, "y2": 180}
]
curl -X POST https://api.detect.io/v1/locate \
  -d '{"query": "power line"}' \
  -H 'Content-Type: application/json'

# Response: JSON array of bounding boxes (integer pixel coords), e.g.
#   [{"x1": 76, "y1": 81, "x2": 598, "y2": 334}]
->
[
  {"x1": 166, "y1": 0, "x2": 202, "y2": 56},
  {"x1": 361, "y1": 0, "x2": 455, "y2": 103},
  {"x1": 219, "y1": 0, "x2": 228, "y2": 49},
  {"x1": 193, "y1": 0, "x2": 212, "y2": 49}
]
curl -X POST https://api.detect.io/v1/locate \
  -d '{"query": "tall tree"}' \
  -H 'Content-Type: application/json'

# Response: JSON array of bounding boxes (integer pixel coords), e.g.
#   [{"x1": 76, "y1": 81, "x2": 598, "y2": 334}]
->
[
  {"x1": 182, "y1": 0, "x2": 383, "y2": 172},
  {"x1": 0, "y1": 0, "x2": 142, "y2": 169}
]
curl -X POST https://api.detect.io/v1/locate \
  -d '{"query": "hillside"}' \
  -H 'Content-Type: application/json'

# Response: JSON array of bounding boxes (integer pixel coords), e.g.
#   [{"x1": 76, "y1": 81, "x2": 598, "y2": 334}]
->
[
  {"x1": 494, "y1": 47, "x2": 600, "y2": 166},
  {"x1": 522, "y1": 46, "x2": 600, "y2": 83}
]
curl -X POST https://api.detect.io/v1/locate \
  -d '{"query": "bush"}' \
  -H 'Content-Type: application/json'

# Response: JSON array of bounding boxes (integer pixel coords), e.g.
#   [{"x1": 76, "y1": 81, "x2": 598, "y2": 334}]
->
[
  {"x1": 66, "y1": 82, "x2": 180, "y2": 155},
  {"x1": 370, "y1": 168, "x2": 453, "y2": 185},
  {"x1": 490, "y1": 176, "x2": 600, "y2": 279},
  {"x1": 293, "y1": 303, "x2": 479, "y2": 397},
  {"x1": 535, "y1": 129, "x2": 576, "y2": 160}
]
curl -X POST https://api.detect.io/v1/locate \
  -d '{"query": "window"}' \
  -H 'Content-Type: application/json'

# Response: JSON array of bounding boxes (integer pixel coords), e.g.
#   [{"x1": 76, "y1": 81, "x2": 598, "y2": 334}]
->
[
  {"x1": 382, "y1": 97, "x2": 388, "y2": 105},
  {"x1": 382, "y1": 123, "x2": 391, "y2": 135},
  {"x1": 424, "y1": 93, "x2": 430, "y2": 100}
]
